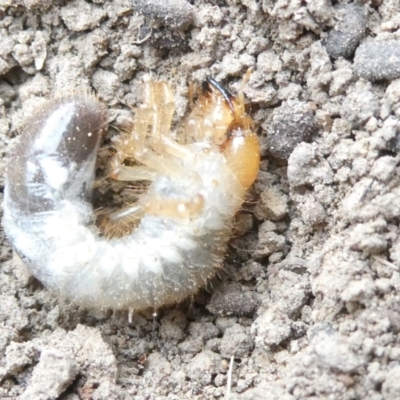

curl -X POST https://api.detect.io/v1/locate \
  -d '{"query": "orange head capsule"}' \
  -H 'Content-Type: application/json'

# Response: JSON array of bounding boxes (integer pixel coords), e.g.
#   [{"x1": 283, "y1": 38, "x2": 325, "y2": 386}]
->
[
  {"x1": 219, "y1": 78, "x2": 260, "y2": 190},
  {"x1": 222, "y1": 122, "x2": 260, "y2": 190},
  {"x1": 186, "y1": 75, "x2": 260, "y2": 190}
]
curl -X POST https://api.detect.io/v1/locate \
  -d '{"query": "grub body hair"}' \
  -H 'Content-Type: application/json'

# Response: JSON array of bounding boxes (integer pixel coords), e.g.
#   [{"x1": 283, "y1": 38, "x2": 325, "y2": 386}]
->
[{"x1": 2, "y1": 88, "x2": 256, "y2": 310}]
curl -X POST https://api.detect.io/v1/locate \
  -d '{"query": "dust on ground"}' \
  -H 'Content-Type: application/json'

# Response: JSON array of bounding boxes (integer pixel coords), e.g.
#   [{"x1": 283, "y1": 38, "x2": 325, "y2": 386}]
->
[{"x1": 1, "y1": 0, "x2": 400, "y2": 399}]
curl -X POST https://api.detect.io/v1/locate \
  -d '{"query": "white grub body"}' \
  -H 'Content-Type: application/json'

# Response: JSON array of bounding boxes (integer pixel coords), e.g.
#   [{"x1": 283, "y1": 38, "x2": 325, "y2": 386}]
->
[{"x1": 3, "y1": 81, "x2": 259, "y2": 311}]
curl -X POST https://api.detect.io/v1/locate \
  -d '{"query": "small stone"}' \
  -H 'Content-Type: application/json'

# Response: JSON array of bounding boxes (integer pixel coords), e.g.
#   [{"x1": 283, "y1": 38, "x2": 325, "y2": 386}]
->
[
  {"x1": 348, "y1": 221, "x2": 388, "y2": 254},
  {"x1": 6, "y1": 342, "x2": 38, "y2": 374},
  {"x1": 308, "y1": 324, "x2": 363, "y2": 373},
  {"x1": 188, "y1": 322, "x2": 220, "y2": 342},
  {"x1": 370, "y1": 156, "x2": 397, "y2": 182},
  {"x1": 252, "y1": 306, "x2": 292, "y2": 347},
  {"x1": 264, "y1": 99, "x2": 318, "y2": 160},
  {"x1": 300, "y1": 196, "x2": 326, "y2": 226},
  {"x1": 49, "y1": 56, "x2": 90, "y2": 93},
  {"x1": 384, "y1": 79, "x2": 400, "y2": 118},
  {"x1": 130, "y1": 0, "x2": 193, "y2": 29},
  {"x1": 178, "y1": 338, "x2": 204, "y2": 355},
  {"x1": 12, "y1": 43, "x2": 33, "y2": 68},
  {"x1": 0, "y1": 35, "x2": 16, "y2": 75},
  {"x1": 143, "y1": 352, "x2": 171, "y2": 382},
  {"x1": 306, "y1": 0, "x2": 334, "y2": 25},
  {"x1": 254, "y1": 187, "x2": 288, "y2": 221},
  {"x1": 325, "y1": 4, "x2": 367, "y2": 59},
  {"x1": 186, "y1": 350, "x2": 222, "y2": 384},
  {"x1": 254, "y1": 223, "x2": 285, "y2": 259},
  {"x1": 207, "y1": 283, "x2": 260, "y2": 317},
  {"x1": 78, "y1": 29, "x2": 108, "y2": 71},
  {"x1": 288, "y1": 143, "x2": 334, "y2": 187},
  {"x1": 19, "y1": 349, "x2": 78, "y2": 400},
  {"x1": 341, "y1": 277, "x2": 376, "y2": 304},
  {"x1": 341, "y1": 86, "x2": 379, "y2": 128},
  {"x1": 354, "y1": 41, "x2": 400, "y2": 82},
  {"x1": 257, "y1": 50, "x2": 282, "y2": 81},
  {"x1": 0, "y1": 295, "x2": 29, "y2": 331},
  {"x1": 92, "y1": 69, "x2": 122, "y2": 104},
  {"x1": 329, "y1": 66, "x2": 354, "y2": 96},
  {"x1": 159, "y1": 310, "x2": 187, "y2": 342},
  {"x1": 268, "y1": 270, "x2": 311, "y2": 317},
  {"x1": 219, "y1": 324, "x2": 254, "y2": 358},
  {"x1": 61, "y1": 0, "x2": 107, "y2": 32},
  {"x1": 214, "y1": 373, "x2": 226, "y2": 387},
  {"x1": 307, "y1": 42, "x2": 332, "y2": 104}
]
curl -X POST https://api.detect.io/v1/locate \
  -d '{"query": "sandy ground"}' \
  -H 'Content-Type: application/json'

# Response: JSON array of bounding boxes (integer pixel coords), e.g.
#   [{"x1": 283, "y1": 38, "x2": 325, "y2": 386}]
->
[{"x1": 1, "y1": 0, "x2": 400, "y2": 399}]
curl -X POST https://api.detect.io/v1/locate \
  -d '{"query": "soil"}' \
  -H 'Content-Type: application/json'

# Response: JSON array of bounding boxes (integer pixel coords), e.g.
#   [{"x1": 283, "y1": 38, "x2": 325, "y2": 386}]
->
[{"x1": 1, "y1": 0, "x2": 400, "y2": 399}]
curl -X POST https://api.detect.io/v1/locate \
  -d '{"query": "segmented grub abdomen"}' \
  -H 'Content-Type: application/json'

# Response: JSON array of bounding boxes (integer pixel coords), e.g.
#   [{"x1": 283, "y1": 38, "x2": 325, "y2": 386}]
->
[{"x1": 2, "y1": 95, "x2": 244, "y2": 310}]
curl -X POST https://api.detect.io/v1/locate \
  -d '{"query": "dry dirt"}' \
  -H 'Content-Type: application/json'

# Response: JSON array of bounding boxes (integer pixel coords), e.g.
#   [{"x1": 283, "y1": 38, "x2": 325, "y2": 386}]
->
[{"x1": 1, "y1": 0, "x2": 400, "y2": 399}]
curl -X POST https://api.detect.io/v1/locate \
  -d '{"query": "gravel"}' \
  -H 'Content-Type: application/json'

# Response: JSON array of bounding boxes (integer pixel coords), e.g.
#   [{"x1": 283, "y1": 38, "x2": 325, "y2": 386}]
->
[
  {"x1": 130, "y1": 0, "x2": 193, "y2": 29},
  {"x1": 354, "y1": 40, "x2": 400, "y2": 82},
  {"x1": 324, "y1": 4, "x2": 368, "y2": 60},
  {"x1": 264, "y1": 99, "x2": 318, "y2": 160}
]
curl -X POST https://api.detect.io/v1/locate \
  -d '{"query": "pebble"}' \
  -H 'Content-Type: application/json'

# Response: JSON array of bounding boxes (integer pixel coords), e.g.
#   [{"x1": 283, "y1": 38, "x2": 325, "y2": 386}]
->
[
  {"x1": 252, "y1": 306, "x2": 292, "y2": 347},
  {"x1": 219, "y1": 324, "x2": 254, "y2": 358},
  {"x1": 19, "y1": 350, "x2": 78, "y2": 400},
  {"x1": 308, "y1": 323, "x2": 363, "y2": 373},
  {"x1": 130, "y1": 0, "x2": 193, "y2": 29},
  {"x1": 288, "y1": 143, "x2": 334, "y2": 187},
  {"x1": 207, "y1": 284, "x2": 260, "y2": 317},
  {"x1": 354, "y1": 41, "x2": 400, "y2": 82},
  {"x1": 341, "y1": 86, "x2": 379, "y2": 127},
  {"x1": 60, "y1": 0, "x2": 107, "y2": 32},
  {"x1": 325, "y1": 4, "x2": 367, "y2": 59},
  {"x1": 254, "y1": 187, "x2": 288, "y2": 221},
  {"x1": 264, "y1": 99, "x2": 318, "y2": 160}
]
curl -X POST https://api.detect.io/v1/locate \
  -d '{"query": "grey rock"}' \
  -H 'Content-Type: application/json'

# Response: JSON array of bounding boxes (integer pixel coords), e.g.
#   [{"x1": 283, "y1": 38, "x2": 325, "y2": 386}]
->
[
  {"x1": 268, "y1": 270, "x2": 311, "y2": 317},
  {"x1": 254, "y1": 222, "x2": 285, "y2": 259},
  {"x1": 264, "y1": 99, "x2": 318, "y2": 160},
  {"x1": 188, "y1": 321, "x2": 220, "y2": 342},
  {"x1": 6, "y1": 342, "x2": 38, "y2": 374},
  {"x1": 130, "y1": 0, "x2": 193, "y2": 29},
  {"x1": 288, "y1": 143, "x2": 334, "y2": 187},
  {"x1": 186, "y1": 350, "x2": 223, "y2": 383},
  {"x1": 60, "y1": 0, "x2": 107, "y2": 32},
  {"x1": 219, "y1": 324, "x2": 254, "y2": 358},
  {"x1": 254, "y1": 187, "x2": 288, "y2": 221},
  {"x1": 325, "y1": 4, "x2": 367, "y2": 59},
  {"x1": 159, "y1": 310, "x2": 187, "y2": 342},
  {"x1": 341, "y1": 87, "x2": 379, "y2": 127},
  {"x1": 299, "y1": 196, "x2": 326, "y2": 226},
  {"x1": 19, "y1": 349, "x2": 78, "y2": 400},
  {"x1": 207, "y1": 283, "x2": 260, "y2": 317},
  {"x1": 308, "y1": 324, "x2": 363, "y2": 373},
  {"x1": 252, "y1": 306, "x2": 292, "y2": 347},
  {"x1": 354, "y1": 41, "x2": 400, "y2": 82}
]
